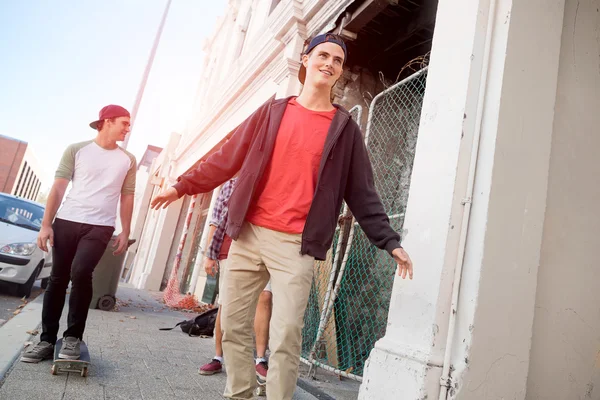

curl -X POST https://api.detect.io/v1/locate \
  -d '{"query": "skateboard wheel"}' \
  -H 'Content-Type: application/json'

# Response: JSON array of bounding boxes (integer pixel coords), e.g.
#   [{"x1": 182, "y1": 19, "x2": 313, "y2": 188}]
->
[
  {"x1": 51, "y1": 365, "x2": 57, "y2": 375},
  {"x1": 97, "y1": 295, "x2": 116, "y2": 311},
  {"x1": 255, "y1": 386, "x2": 266, "y2": 397},
  {"x1": 81, "y1": 367, "x2": 88, "y2": 377}
]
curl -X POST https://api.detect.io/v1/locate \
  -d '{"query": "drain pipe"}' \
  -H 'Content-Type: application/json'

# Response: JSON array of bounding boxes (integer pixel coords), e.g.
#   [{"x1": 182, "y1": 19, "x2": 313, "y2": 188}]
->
[{"x1": 438, "y1": 0, "x2": 497, "y2": 398}]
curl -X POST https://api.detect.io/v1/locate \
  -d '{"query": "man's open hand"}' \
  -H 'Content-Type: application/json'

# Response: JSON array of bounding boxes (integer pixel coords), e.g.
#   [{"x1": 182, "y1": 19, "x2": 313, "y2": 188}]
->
[
  {"x1": 392, "y1": 247, "x2": 413, "y2": 280},
  {"x1": 150, "y1": 187, "x2": 179, "y2": 210},
  {"x1": 112, "y1": 232, "x2": 130, "y2": 255}
]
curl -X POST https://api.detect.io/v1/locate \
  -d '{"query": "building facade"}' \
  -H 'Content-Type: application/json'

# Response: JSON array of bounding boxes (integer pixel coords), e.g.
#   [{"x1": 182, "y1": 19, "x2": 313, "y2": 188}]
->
[
  {"x1": 0, "y1": 134, "x2": 44, "y2": 202},
  {"x1": 129, "y1": 0, "x2": 600, "y2": 399}
]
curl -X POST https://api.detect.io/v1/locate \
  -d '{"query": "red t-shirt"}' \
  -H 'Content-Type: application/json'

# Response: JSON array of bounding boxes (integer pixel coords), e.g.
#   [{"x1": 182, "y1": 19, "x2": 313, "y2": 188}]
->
[{"x1": 245, "y1": 97, "x2": 336, "y2": 233}]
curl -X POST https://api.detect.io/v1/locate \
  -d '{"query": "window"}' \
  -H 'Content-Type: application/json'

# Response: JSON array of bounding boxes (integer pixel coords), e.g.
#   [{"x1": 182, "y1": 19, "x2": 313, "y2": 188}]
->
[
  {"x1": 33, "y1": 180, "x2": 41, "y2": 200},
  {"x1": 23, "y1": 169, "x2": 33, "y2": 199},
  {"x1": 25, "y1": 174, "x2": 36, "y2": 200},
  {"x1": 0, "y1": 193, "x2": 45, "y2": 231},
  {"x1": 18, "y1": 166, "x2": 31, "y2": 197},
  {"x1": 14, "y1": 161, "x2": 27, "y2": 196}
]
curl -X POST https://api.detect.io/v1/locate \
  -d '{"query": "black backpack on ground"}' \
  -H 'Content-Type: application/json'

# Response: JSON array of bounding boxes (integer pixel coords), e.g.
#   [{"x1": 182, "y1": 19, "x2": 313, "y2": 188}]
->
[{"x1": 159, "y1": 307, "x2": 218, "y2": 337}]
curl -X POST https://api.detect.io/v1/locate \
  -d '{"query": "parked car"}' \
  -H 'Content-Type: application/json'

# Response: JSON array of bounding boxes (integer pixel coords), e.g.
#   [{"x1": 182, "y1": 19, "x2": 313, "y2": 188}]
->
[{"x1": 0, "y1": 193, "x2": 51, "y2": 297}]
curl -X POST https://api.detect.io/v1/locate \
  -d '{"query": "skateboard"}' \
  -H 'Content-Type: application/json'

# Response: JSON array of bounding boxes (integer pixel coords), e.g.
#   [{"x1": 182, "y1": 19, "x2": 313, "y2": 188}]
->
[
  {"x1": 50, "y1": 338, "x2": 90, "y2": 377},
  {"x1": 254, "y1": 375, "x2": 266, "y2": 397}
]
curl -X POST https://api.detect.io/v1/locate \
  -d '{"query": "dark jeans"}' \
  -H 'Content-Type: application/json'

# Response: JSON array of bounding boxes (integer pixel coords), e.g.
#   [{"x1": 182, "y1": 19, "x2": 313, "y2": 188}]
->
[{"x1": 40, "y1": 218, "x2": 114, "y2": 344}]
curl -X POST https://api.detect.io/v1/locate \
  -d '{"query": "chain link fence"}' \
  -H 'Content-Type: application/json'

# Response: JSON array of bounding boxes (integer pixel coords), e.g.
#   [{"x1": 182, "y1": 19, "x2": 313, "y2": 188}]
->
[{"x1": 300, "y1": 67, "x2": 429, "y2": 380}]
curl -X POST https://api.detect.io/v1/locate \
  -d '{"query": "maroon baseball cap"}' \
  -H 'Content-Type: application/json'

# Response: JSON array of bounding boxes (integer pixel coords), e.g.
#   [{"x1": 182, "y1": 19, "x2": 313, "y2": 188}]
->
[{"x1": 89, "y1": 105, "x2": 131, "y2": 130}]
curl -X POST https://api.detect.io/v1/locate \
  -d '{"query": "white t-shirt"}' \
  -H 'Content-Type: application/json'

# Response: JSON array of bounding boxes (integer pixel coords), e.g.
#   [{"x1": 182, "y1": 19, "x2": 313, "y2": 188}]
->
[{"x1": 55, "y1": 140, "x2": 136, "y2": 227}]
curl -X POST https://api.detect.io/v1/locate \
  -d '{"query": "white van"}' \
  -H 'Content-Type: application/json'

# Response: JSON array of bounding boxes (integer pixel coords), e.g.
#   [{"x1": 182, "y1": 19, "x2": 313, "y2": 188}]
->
[{"x1": 0, "y1": 193, "x2": 52, "y2": 297}]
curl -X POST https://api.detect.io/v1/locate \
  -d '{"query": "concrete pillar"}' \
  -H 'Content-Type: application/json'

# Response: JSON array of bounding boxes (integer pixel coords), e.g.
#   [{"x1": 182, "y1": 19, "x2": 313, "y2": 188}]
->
[
  {"x1": 275, "y1": 32, "x2": 305, "y2": 97},
  {"x1": 216, "y1": 8, "x2": 238, "y2": 83},
  {"x1": 130, "y1": 132, "x2": 183, "y2": 290},
  {"x1": 135, "y1": 197, "x2": 184, "y2": 291},
  {"x1": 359, "y1": 0, "x2": 565, "y2": 399},
  {"x1": 227, "y1": 0, "x2": 252, "y2": 69},
  {"x1": 526, "y1": 1, "x2": 600, "y2": 398},
  {"x1": 191, "y1": 184, "x2": 222, "y2": 298}
]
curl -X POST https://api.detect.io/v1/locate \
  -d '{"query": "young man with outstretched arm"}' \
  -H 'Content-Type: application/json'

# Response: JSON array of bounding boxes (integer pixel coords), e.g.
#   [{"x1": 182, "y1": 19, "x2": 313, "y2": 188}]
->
[{"x1": 151, "y1": 34, "x2": 413, "y2": 399}]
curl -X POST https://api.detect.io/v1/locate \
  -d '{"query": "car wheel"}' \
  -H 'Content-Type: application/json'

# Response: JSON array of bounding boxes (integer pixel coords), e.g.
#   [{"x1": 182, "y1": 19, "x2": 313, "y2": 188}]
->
[
  {"x1": 41, "y1": 278, "x2": 49, "y2": 290},
  {"x1": 16, "y1": 264, "x2": 40, "y2": 298}
]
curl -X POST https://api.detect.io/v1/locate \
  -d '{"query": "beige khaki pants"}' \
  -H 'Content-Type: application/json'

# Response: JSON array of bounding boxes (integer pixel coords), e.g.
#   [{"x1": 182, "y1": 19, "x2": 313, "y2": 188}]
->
[
  {"x1": 221, "y1": 222, "x2": 314, "y2": 399},
  {"x1": 217, "y1": 259, "x2": 272, "y2": 306}
]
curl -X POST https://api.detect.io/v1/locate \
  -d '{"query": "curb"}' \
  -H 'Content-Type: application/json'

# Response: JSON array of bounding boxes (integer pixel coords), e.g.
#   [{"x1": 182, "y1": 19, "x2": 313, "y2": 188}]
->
[
  {"x1": 297, "y1": 378, "x2": 337, "y2": 400},
  {"x1": 0, "y1": 293, "x2": 44, "y2": 383}
]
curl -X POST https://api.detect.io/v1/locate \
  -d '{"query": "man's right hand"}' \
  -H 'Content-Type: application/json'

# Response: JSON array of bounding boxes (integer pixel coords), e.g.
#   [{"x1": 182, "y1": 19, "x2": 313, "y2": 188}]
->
[
  {"x1": 204, "y1": 258, "x2": 218, "y2": 277},
  {"x1": 150, "y1": 187, "x2": 179, "y2": 210},
  {"x1": 37, "y1": 225, "x2": 54, "y2": 252}
]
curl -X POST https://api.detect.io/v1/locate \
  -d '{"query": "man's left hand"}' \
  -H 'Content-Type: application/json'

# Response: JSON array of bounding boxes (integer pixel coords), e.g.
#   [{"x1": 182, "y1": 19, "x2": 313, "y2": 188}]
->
[
  {"x1": 204, "y1": 258, "x2": 218, "y2": 277},
  {"x1": 392, "y1": 248, "x2": 413, "y2": 280},
  {"x1": 112, "y1": 232, "x2": 130, "y2": 255}
]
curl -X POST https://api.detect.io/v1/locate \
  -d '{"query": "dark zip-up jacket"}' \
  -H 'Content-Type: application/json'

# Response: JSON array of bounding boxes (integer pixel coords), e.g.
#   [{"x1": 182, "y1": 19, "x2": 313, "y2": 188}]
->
[{"x1": 173, "y1": 96, "x2": 401, "y2": 261}]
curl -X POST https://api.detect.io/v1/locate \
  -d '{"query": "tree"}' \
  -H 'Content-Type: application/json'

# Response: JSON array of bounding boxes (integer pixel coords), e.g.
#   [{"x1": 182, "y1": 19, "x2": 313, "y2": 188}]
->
[{"x1": 37, "y1": 189, "x2": 49, "y2": 205}]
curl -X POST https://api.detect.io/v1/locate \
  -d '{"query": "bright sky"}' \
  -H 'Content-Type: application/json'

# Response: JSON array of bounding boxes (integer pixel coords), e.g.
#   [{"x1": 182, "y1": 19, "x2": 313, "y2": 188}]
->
[{"x1": 0, "y1": 0, "x2": 227, "y2": 192}]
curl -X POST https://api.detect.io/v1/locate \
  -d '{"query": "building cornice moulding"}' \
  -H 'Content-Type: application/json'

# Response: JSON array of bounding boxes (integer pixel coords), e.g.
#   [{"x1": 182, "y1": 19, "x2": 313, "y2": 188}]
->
[
  {"x1": 269, "y1": 0, "x2": 306, "y2": 41},
  {"x1": 306, "y1": 0, "x2": 356, "y2": 36},
  {"x1": 177, "y1": 0, "x2": 355, "y2": 165}
]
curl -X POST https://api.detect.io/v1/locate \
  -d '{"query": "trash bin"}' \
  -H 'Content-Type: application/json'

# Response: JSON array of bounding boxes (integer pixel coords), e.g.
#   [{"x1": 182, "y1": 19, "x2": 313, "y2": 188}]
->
[{"x1": 90, "y1": 238, "x2": 135, "y2": 311}]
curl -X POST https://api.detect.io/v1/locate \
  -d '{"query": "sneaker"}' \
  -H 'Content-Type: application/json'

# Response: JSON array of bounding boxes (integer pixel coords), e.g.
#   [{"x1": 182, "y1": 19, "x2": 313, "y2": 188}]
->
[
  {"x1": 199, "y1": 358, "x2": 223, "y2": 375},
  {"x1": 20, "y1": 341, "x2": 53, "y2": 363},
  {"x1": 58, "y1": 337, "x2": 81, "y2": 360},
  {"x1": 255, "y1": 360, "x2": 268, "y2": 381}
]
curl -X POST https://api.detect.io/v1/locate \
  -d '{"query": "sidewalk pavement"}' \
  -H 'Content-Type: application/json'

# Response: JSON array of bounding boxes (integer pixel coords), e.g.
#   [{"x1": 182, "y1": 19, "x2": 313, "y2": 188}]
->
[
  {"x1": 0, "y1": 292, "x2": 44, "y2": 382},
  {"x1": 0, "y1": 285, "x2": 318, "y2": 400},
  {"x1": 297, "y1": 364, "x2": 360, "y2": 400}
]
